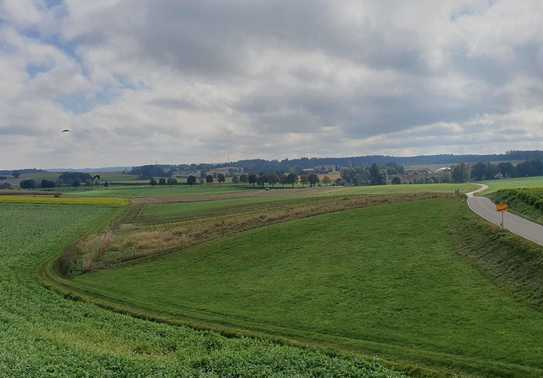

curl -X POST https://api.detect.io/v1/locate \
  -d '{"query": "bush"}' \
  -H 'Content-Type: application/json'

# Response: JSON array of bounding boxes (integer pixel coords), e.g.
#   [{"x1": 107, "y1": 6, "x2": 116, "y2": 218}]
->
[
  {"x1": 58, "y1": 172, "x2": 93, "y2": 186},
  {"x1": 41, "y1": 179, "x2": 56, "y2": 188},
  {"x1": 159, "y1": 178, "x2": 167, "y2": 185},
  {"x1": 167, "y1": 178, "x2": 178, "y2": 185},
  {"x1": 20, "y1": 179, "x2": 36, "y2": 189},
  {"x1": 187, "y1": 176, "x2": 197, "y2": 185}
]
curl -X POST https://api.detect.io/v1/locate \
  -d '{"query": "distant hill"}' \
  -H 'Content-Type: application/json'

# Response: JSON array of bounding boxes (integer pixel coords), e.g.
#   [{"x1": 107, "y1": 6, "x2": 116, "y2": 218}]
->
[
  {"x1": 5, "y1": 151, "x2": 543, "y2": 175},
  {"x1": 172, "y1": 150, "x2": 543, "y2": 173}
]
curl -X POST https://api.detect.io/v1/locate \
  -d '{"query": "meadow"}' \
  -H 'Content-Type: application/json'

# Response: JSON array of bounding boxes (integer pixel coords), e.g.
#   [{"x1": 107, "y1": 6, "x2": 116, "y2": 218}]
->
[
  {"x1": 65, "y1": 196, "x2": 543, "y2": 376},
  {"x1": 0, "y1": 203, "x2": 400, "y2": 377},
  {"x1": 483, "y1": 176, "x2": 543, "y2": 193}
]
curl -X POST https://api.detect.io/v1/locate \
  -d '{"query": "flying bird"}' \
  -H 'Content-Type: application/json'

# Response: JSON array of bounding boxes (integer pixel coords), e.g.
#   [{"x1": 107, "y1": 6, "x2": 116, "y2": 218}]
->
[{"x1": 61, "y1": 129, "x2": 71, "y2": 133}]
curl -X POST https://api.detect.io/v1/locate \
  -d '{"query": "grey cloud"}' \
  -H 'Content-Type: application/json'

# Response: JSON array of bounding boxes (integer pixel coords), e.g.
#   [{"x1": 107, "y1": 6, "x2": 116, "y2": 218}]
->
[{"x1": 3, "y1": 0, "x2": 543, "y2": 168}]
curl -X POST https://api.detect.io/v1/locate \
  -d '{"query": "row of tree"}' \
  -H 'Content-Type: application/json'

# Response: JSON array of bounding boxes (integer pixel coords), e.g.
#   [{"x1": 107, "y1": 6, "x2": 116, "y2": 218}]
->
[
  {"x1": 20, "y1": 172, "x2": 107, "y2": 189},
  {"x1": 451, "y1": 159, "x2": 543, "y2": 182},
  {"x1": 178, "y1": 172, "x2": 323, "y2": 187},
  {"x1": 340, "y1": 163, "x2": 398, "y2": 186}
]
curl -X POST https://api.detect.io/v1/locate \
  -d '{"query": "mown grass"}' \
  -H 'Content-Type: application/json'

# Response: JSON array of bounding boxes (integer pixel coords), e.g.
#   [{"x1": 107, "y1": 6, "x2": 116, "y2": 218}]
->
[
  {"x1": 0, "y1": 195, "x2": 129, "y2": 207},
  {"x1": 70, "y1": 198, "x2": 543, "y2": 376},
  {"x1": 0, "y1": 203, "x2": 403, "y2": 376}
]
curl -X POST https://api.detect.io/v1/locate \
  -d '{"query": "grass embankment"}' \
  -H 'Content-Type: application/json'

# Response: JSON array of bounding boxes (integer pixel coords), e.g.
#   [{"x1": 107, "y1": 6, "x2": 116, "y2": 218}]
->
[
  {"x1": 67, "y1": 198, "x2": 543, "y2": 376},
  {"x1": 487, "y1": 188, "x2": 543, "y2": 224},
  {"x1": 0, "y1": 194, "x2": 129, "y2": 206},
  {"x1": 0, "y1": 203, "x2": 402, "y2": 377}
]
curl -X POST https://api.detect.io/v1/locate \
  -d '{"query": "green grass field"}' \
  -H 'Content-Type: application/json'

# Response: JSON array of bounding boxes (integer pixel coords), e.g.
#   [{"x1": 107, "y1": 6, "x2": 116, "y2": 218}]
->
[
  {"x1": 64, "y1": 183, "x2": 251, "y2": 198},
  {"x1": 0, "y1": 203, "x2": 401, "y2": 376},
  {"x1": 135, "y1": 183, "x2": 477, "y2": 223},
  {"x1": 60, "y1": 182, "x2": 476, "y2": 201},
  {"x1": 328, "y1": 183, "x2": 478, "y2": 196},
  {"x1": 69, "y1": 198, "x2": 543, "y2": 376},
  {"x1": 483, "y1": 176, "x2": 543, "y2": 193}
]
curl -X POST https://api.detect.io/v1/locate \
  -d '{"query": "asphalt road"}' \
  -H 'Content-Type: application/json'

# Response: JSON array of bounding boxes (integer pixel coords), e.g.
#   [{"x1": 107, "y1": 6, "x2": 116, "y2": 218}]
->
[{"x1": 467, "y1": 184, "x2": 543, "y2": 246}]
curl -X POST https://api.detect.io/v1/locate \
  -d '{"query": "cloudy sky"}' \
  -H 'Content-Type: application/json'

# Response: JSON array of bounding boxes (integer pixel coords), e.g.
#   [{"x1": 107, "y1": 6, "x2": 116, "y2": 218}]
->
[{"x1": 1, "y1": 0, "x2": 543, "y2": 169}]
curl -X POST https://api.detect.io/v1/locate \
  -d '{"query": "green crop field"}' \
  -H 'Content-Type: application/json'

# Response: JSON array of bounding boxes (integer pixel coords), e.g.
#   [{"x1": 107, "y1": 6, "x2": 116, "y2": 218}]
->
[
  {"x1": 0, "y1": 202, "x2": 401, "y2": 377},
  {"x1": 0, "y1": 194, "x2": 129, "y2": 207},
  {"x1": 68, "y1": 197, "x2": 543, "y2": 376}
]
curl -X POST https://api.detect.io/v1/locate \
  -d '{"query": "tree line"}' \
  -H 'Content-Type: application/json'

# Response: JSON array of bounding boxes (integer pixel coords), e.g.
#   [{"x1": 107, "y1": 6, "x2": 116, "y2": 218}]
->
[
  {"x1": 451, "y1": 159, "x2": 543, "y2": 182},
  {"x1": 127, "y1": 150, "x2": 543, "y2": 175},
  {"x1": 19, "y1": 172, "x2": 107, "y2": 189},
  {"x1": 181, "y1": 172, "x2": 322, "y2": 187}
]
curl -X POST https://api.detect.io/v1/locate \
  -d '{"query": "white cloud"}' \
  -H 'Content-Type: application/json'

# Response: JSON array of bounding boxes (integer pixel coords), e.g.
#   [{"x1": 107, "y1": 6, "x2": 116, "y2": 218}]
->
[{"x1": 1, "y1": 0, "x2": 543, "y2": 168}]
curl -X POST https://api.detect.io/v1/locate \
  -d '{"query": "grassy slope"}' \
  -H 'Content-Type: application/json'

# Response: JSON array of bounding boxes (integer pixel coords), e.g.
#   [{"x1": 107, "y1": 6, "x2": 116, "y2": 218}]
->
[
  {"x1": 71, "y1": 198, "x2": 543, "y2": 376},
  {"x1": 487, "y1": 189, "x2": 543, "y2": 225},
  {"x1": 0, "y1": 203, "x2": 401, "y2": 377}
]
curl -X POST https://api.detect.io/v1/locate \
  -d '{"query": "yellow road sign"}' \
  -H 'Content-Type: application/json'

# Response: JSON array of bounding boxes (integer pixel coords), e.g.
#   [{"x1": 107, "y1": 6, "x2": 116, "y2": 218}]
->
[{"x1": 496, "y1": 203, "x2": 509, "y2": 212}]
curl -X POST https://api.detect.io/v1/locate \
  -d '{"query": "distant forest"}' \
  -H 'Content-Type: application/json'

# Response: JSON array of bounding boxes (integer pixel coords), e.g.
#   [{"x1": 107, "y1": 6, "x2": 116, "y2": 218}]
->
[
  {"x1": 130, "y1": 150, "x2": 543, "y2": 175},
  {"x1": 4, "y1": 150, "x2": 543, "y2": 176}
]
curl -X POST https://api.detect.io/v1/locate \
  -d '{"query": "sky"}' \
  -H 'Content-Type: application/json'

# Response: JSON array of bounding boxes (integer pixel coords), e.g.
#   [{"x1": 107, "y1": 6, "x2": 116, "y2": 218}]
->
[{"x1": 1, "y1": 0, "x2": 543, "y2": 169}]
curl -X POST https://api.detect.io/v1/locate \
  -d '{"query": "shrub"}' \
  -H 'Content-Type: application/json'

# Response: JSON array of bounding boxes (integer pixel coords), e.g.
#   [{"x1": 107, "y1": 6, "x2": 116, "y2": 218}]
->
[
  {"x1": 41, "y1": 179, "x2": 56, "y2": 188},
  {"x1": 20, "y1": 179, "x2": 36, "y2": 189}
]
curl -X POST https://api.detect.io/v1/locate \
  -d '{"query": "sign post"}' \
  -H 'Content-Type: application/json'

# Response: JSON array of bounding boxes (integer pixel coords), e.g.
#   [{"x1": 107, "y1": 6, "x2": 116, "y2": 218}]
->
[{"x1": 496, "y1": 202, "x2": 509, "y2": 228}]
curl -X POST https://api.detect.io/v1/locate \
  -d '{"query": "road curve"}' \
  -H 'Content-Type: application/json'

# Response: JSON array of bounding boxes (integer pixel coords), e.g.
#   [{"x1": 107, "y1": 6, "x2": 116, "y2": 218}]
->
[{"x1": 466, "y1": 184, "x2": 543, "y2": 246}]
